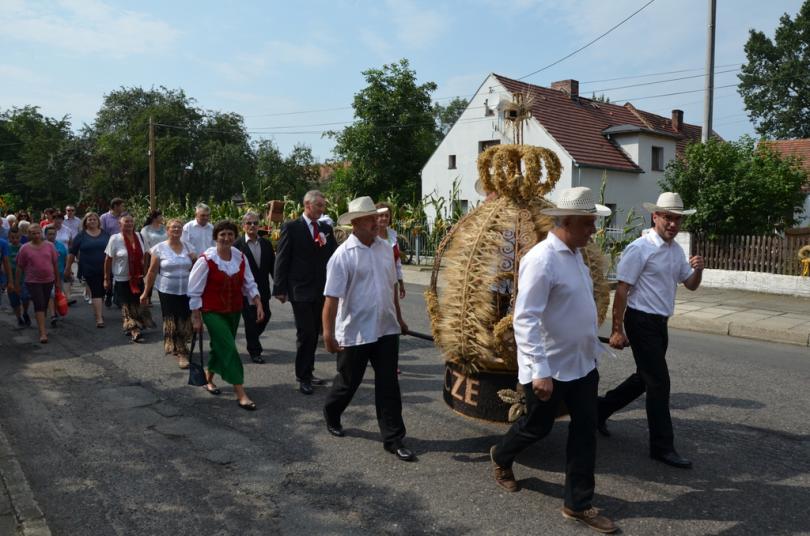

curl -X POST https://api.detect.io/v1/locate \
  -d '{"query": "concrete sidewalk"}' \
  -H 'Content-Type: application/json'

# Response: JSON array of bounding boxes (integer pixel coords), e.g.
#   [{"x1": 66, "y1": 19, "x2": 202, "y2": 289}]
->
[
  {"x1": 402, "y1": 264, "x2": 810, "y2": 347},
  {"x1": 0, "y1": 423, "x2": 51, "y2": 536}
]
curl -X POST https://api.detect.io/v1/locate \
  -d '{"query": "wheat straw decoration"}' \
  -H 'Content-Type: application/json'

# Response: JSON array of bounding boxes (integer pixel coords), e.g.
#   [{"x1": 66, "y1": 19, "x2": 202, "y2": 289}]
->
[{"x1": 427, "y1": 144, "x2": 609, "y2": 377}]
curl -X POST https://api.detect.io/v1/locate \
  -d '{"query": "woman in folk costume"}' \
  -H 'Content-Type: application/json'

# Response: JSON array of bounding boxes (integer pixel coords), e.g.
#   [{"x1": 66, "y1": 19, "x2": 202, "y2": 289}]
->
[
  {"x1": 104, "y1": 214, "x2": 155, "y2": 342},
  {"x1": 188, "y1": 220, "x2": 265, "y2": 411}
]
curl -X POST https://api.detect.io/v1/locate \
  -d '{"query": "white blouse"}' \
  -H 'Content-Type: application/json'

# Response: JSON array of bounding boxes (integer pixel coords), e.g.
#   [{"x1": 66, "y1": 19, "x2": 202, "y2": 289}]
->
[
  {"x1": 104, "y1": 233, "x2": 146, "y2": 282},
  {"x1": 151, "y1": 241, "x2": 193, "y2": 295},
  {"x1": 187, "y1": 247, "x2": 259, "y2": 310}
]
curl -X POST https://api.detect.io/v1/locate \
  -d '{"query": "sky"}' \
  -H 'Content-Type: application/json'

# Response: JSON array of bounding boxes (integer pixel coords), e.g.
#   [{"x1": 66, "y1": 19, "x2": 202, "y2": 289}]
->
[{"x1": 0, "y1": 0, "x2": 805, "y2": 161}]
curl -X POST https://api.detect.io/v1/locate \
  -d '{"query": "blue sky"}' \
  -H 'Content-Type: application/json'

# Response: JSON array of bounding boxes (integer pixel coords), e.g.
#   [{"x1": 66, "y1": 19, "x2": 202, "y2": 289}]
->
[{"x1": 0, "y1": 0, "x2": 804, "y2": 161}]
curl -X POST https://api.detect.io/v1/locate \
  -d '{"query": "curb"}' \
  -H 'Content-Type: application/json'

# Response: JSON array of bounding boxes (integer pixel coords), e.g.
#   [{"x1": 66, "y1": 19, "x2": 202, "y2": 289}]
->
[{"x1": 0, "y1": 424, "x2": 51, "y2": 536}]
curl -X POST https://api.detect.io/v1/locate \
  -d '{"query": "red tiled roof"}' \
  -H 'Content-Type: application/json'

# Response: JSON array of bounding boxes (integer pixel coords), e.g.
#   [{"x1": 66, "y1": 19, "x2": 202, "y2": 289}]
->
[
  {"x1": 761, "y1": 139, "x2": 810, "y2": 193},
  {"x1": 493, "y1": 74, "x2": 706, "y2": 173}
]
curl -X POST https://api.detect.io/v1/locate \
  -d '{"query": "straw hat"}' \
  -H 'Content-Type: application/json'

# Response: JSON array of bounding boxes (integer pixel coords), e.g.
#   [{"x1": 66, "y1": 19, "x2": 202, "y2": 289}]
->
[
  {"x1": 474, "y1": 179, "x2": 486, "y2": 196},
  {"x1": 540, "y1": 187, "x2": 611, "y2": 217},
  {"x1": 337, "y1": 196, "x2": 388, "y2": 225},
  {"x1": 642, "y1": 192, "x2": 696, "y2": 215}
]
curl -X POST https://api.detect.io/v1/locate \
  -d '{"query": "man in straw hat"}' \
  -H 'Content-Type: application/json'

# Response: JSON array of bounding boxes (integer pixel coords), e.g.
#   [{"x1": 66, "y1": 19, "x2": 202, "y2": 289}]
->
[
  {"x1": 598, "y1": 192, "x2": 704, "y2": 470},
  {"x1": 322, "y1": 196, "x2": 414, "y2": 462},
  {"x1": 490, "y1": 186, "x2": 617, "y2": 533}
]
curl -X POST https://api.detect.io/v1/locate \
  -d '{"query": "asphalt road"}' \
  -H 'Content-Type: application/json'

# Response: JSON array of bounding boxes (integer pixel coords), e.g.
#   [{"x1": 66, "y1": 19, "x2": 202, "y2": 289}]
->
[{"x1": 0, "y1": 284, "x2": 808, "y2": 535}]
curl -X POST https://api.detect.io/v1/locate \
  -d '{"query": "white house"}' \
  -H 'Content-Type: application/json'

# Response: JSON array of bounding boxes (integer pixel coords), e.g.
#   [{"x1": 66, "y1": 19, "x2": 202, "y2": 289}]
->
[{"x1": 422, "y1": 73, "x2": 707, "y2": 227}]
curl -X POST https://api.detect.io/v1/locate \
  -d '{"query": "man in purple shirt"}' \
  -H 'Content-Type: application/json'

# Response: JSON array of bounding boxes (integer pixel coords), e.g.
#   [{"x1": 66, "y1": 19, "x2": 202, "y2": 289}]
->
[{"x1": 100, "y1": 198, "x2": 125, "y2": 236}]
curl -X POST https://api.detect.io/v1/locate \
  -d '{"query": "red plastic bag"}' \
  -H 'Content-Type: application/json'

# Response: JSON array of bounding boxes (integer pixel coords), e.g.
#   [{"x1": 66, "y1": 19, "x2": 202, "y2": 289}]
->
[{"x1": 55, "y1": 287, "x2": 69, "y2": 317}]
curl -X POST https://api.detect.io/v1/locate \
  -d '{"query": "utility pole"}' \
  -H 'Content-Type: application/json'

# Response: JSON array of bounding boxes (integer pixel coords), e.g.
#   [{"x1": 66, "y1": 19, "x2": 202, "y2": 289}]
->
[
  {"x1": 702, "y1": 0, "x2": 716, "y2": 143},
  {"x1": 148, "y1": 116, "x2": 156, "y2": 211}
]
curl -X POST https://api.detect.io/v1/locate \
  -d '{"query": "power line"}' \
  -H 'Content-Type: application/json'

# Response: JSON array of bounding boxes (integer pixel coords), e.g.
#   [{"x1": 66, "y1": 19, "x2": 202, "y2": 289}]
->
[
  {"x1": 518, "y1": 0, "x2": 657, "y2": 81},
  {"x1": 581, "y1": 63, "x2": 742, "y2": 84},
  {"x1": 590, "y1": 68, "x2": 739, "y2": 94},
  {"x1": 613, "y1": 83, "x2": 738, "y2": 103}
]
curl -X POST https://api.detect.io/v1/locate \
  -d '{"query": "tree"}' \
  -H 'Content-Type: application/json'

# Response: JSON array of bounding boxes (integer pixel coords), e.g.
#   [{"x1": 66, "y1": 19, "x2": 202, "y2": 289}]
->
[
  {"x1": 434, "y1": 97, "x2": 469, "y2": 136},
  {"x1": 255, "y1": 140, "x2": 319, "y2": 201},
  {"x1": 660, "y1": 137, "x2": 807, "y2": 237},
  {"x1": 738, "y1": 1, "x2": 810, "y2": 139},
  {"x1": 591, "y1": 93, "x2": 611, "y2": 103},
  {"x1": 328, "y1": 59, "x2": 438, "y2": 200}
]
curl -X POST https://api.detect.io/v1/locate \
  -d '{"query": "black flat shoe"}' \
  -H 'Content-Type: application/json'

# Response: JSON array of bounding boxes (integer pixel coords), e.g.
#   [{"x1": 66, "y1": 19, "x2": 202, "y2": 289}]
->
[
  {"x1": 385, "y1": 444, "x2": 415, "y2": 462},
  {"x1": 299, "y1": 382, "x2": 313, "y2": 395},
  {"x1": 310, "y1": 376, "x2": 326, "y2": 386},
  {"x1": 250, "y1": 355, "x2": 265, "y2": 364},
  {"x1": 238, "y1": 401, "x2": 257, "y2": 411},
  {"x1": 203, "y1": 385, "x2": 222, "y2": 396},
  {"x1": 597, "y1": 419, "x2": 611, "y2": 437},
  {"x1": 651, "y1": 450, "x2": 692, "y2": 469}
]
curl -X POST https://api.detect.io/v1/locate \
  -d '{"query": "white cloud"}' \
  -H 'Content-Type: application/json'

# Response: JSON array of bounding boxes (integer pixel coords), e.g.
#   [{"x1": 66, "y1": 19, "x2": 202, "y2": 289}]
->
[
  {"x1": 203, "y1": 39, "x2": 333, "y2": 83},
  {"x1": 0, "y1": 0, "x2": 179, "y2": 57}
]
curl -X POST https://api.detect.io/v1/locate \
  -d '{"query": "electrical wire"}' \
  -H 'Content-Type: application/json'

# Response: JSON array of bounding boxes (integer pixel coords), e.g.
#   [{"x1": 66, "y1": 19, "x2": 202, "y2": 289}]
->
[{"x1": 580, "y1": 63, "x2": 742, "y2": 84}]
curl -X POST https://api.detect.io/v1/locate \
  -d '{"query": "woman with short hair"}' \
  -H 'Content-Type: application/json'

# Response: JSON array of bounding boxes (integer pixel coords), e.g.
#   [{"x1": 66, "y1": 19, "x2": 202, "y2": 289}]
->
[
  {"x1": 188, "y1": 220, "x2": 264, "y2": 410},
  {"x1": 65, "y1": 212, "x2": 109, "y2": 327},
  {"x1": 104, "y1": 214, "x2": 155, "y2": 342},
  {"x1": 141, "y1": 218, "x2": 195, "y2": 369},
  {"x1": 15, "y1": 225, "x2": 59, "y2": 343}
]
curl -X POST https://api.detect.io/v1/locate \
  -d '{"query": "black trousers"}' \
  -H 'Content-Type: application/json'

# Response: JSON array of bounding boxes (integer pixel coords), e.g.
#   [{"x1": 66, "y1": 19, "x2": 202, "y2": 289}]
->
[
  {"x1": 493, "y1": 368, "x2": 599, "y2": 512},
  {"x1": 291, "y1": 298, "x2": 323, "y2": 382},
  {"x1": 242, "y1": 296, "x2": 271, "y2": 357},
  {"x1": 599, "y1": 307, "x2": 674, "y2": 454},
  {"x1": 323, "y1": 334, "x2": 406, "y2": 449}
]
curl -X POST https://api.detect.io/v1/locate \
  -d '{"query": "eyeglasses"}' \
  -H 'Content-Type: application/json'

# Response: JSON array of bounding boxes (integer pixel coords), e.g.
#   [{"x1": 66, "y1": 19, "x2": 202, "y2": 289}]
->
[{"x1": 244, "y1": 221, "x2": 259, "y2": 226}]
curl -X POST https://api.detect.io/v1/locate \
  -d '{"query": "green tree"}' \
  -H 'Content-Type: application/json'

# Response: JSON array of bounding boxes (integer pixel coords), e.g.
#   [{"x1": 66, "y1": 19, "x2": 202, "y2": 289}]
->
[
  {"x1": 255, "y1": 140, "x2": 319, "y2": 201},
  {"x1": 0, "y1": 106, "x2": 80, "y2": 208},
  {"x1": 738, "y1": 0, "x2": 810, "y2": 138},
  {"x1": 434, "y1": 97, "x2": 469, "y2": 136},
  {"x1": 328, "y1": 58, "x2": 438, "y2": 199},
  {"x1": 661, "y1": 137, "x2": 806, "y2": 237}
]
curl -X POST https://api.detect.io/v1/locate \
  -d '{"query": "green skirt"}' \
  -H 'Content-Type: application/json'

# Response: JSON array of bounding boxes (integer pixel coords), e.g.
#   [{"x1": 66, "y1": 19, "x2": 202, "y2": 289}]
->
[{"x1": 202, "y1": 312, "x2": 243, "y2": 385}]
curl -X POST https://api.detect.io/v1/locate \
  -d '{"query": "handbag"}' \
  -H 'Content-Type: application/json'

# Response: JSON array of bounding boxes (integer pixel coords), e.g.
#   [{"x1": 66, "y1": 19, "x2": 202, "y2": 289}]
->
[
  {"x1": 54, "y1": 287, "x2": 69, "y2": 317},
  {"x1": 188, "y1": 330, "x2": 207, "y2": 386}
]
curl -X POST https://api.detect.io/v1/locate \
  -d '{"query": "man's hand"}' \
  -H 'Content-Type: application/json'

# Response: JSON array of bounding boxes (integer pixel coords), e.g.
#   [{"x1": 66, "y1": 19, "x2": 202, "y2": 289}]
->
[
  {"x1": 274, "y1": 294, "x2": 287, "y2": 304},
  {"x1": 689, "y1": 255, "x2": 704, "y2": 271},
  {"x1": 191, "y1": 311, "x2": 203, "y2": 333},
  {"x1": 609, "y1": 330, "x2": 630, "y2": 350},
  {"x1": 255, "y1": 302, "x2": 265, "y2": 323},
  {"x1": 398, "y1": 317, "x2": 409, "y2": 335},
  {"x1": 532, "y1": 377, "x2": 553, "y2": 402},
  {"x1": 103, "y1": 278, "x2": 110, "y2": 290},
  {"x1": 324, "y1": 332, "x2": 343, "y2": 354}
]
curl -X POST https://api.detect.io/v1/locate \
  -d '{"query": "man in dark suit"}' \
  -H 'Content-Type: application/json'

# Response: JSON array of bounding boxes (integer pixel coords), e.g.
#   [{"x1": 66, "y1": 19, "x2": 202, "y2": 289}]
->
[
  {"x1": 273, "y1": 190, "x2": 338, "y2": 394},
  {"x1": 235, "y1": 211, "x2": 276, "y2": 364}
]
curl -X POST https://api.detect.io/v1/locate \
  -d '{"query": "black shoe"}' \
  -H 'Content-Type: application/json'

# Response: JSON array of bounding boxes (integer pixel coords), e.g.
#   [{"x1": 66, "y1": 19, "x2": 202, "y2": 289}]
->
[
  {"x1": 651, "y1": 450, "x2": 692, "y2": 469},
  {"x1": 310, "y1": 376, "x2": 326, "y2": 386},
  {"x1": 16, "y1": 316, "x2": 24, "y2": 327},
  {"x1": 597, "y1": 419, "x2": 611, "y2": 437},
  {"x1": 22, "y1": 312, "x2": 31, "y2": 326},
  {"x1": 67, "y1": 299, "x2": 77, "y2": 306},
  {"x1": 385, "y1": 444, "x2": 415, "y2": 462},
  {"x1": 324, "y1": 410, "x2": 345, "y2": 437},
  {"x1": 104, "y1": 294, "x2": 112, "y2": 307},
  {"x1": 299, "y1": 381, "x2": 313, "y2": 395},
  {"x1": 250, "y1": 355, "x2": 265, "y2": 364}
]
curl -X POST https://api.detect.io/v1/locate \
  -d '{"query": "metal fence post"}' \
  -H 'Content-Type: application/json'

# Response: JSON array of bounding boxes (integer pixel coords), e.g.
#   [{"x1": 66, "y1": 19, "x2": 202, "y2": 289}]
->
[{"x1": 415, "y1": 233, "x2": 421, "y2": 265}]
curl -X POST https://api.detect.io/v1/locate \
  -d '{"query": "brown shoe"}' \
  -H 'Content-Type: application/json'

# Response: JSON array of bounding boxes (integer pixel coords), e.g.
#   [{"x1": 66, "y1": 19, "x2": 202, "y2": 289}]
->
[
  {"x1": 177, "y1": 355, "x2": 190, "y2": 369},
  {"x1": 490, "y1": 445, "x2": 519, "y2": 492},
  {"x1": 561, "y1": 506, "x2": 618, "y2": 534}
]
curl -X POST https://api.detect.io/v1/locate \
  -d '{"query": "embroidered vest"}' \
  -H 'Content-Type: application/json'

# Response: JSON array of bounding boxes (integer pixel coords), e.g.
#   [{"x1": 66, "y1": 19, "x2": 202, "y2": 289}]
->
[{"x1": 200, "y1": 254, "x2": 245, "y2": 313}]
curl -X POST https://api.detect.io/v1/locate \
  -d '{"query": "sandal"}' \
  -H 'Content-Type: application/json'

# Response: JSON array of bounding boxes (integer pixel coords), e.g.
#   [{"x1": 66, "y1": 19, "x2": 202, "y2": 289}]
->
[
  {"x1": 203, "y1": 385, "x2": 222, "y2": 396},
  {"x1": 131, "y1": 332, "x2": 144, "y2": 343},
  {"x1": 238, "y1": 401, "x2": 257, "y2": 411},
  {"x1": 96, "y1": 321, "x2": 105, "y2": 328},
  {"x1": 39, "y1": 337, "x2": 48, "y2": 344}
]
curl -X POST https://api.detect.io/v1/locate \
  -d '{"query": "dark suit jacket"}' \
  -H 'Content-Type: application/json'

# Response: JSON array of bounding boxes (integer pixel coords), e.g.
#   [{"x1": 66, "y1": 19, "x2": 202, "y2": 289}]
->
[
  {"x1": 234, "y1": 235, "x2": 276, "y2": 300},
  {"x1": 272, "y1": 217, "x2": 338, "y2": 302}
]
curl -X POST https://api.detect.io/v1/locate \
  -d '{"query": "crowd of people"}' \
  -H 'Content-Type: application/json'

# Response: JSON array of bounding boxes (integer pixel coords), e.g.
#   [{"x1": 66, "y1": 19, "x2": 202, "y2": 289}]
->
[{"x1": 0, "y1": 187, "x2": 704, "y2": 534}]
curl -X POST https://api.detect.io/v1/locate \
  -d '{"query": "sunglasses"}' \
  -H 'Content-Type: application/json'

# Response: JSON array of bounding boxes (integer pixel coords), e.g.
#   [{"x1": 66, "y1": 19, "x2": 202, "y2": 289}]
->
[{"x1": 244, "y1": 221, "x2": 259, "y2": 226}]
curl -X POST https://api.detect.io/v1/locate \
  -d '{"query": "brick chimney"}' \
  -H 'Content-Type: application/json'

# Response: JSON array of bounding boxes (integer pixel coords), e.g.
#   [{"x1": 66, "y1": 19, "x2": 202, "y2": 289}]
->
[
  {"x1": 551, "y1": 79, "x2": 579, "y2": 98},
  {"x1": 672, "y1": 109, "x2": 684, "y2": 132}
]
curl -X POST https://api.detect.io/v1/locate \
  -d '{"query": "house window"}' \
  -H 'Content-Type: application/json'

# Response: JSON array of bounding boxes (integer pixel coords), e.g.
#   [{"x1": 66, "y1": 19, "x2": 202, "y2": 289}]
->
[
  {"x1": 448, "y1": 154, "x2": 457, "y2": 169},
  {"x1": 479, "y1": 140, "x2": 500, "y2": 153},
  {"x1": 651, "y1": 146, "x2": 664, "y2": 171}
]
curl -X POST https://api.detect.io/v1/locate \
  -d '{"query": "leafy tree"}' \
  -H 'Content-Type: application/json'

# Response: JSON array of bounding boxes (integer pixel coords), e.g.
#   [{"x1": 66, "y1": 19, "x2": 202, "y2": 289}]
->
[
  {"x1": 255, "y1": 140, "x2": 319, "y2": 201},
  {"x1": 434, "y1": 97, "x2": 469, "y2": 136},
  {"x1": 591, "y1": 93, "x2": 611, "y2": 103},
  {"x1": 660, "y1": 137, "x2": 807, "y2": 237},
  {"x1": 738, "y1": 1, "x2": 810, "y2": 138},
  {"x1": 328, "y1": 58, "x2": 438, "y2": 199},
  {"x1": 0, "y1": 106, "x2": 79, "y2": 208}
]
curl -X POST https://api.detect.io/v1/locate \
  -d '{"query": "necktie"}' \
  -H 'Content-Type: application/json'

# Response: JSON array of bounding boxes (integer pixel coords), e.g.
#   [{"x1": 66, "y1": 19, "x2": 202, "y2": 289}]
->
[{"x1": 311, "y1": 220, "x2": 319, "y2": 243}]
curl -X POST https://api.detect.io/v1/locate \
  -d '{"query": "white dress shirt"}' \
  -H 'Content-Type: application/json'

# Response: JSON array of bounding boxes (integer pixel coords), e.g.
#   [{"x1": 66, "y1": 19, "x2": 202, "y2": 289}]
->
[
  {"x1": 617, "y1": 231, "x2": 693, "y2": 317},
  {"x1": 187, "y1": 247, "x2": 259, "y2": 310},
  {"x1": 245, "y1": 236, "x2": 262, "y2": 266},
  {"x1": 513, "y1": 232, "x2": 603, "y2": 384},
  {"x1": 63, "y1": 216, "x2": 81, "y2": 236},
  {"x1": 324, "y1": 234, "x2": 401, "y2": 347},
  {"x1": 182, "y1": 220, "x2": 214, "y2": 256}
]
